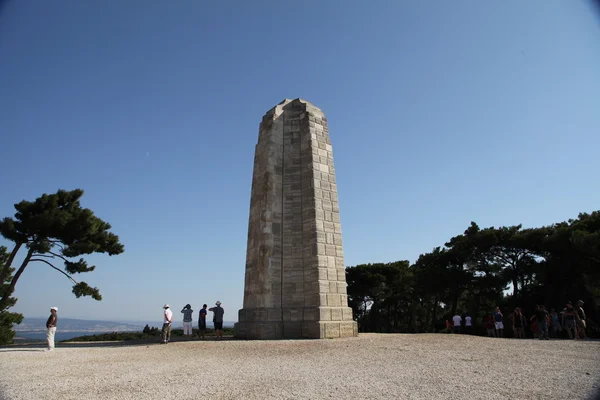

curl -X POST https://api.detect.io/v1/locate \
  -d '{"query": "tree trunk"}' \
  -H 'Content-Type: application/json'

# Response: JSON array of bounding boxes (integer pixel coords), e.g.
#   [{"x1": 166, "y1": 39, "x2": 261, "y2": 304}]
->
[
  {"x1": 512, "y1": 277, "x2": 519, "y2": 298},
  {"x1": 451, "y1": 289, "x2": 459, "y2": 317},
  {"x1": 0, "y1": 242, "x2": 22, "y2": 280},
  {"x1": 431, "y1": 294, "x2": 438, "y2": 332},
  {"x1": 0, "y1": 247, "x2": 33, "y2": 310}
]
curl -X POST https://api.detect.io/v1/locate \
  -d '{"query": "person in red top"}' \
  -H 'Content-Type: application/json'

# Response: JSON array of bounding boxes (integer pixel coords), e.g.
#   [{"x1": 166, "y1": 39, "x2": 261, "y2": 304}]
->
[{"x1": 484, "y1": 313, "x2": 496, "y2": 337}]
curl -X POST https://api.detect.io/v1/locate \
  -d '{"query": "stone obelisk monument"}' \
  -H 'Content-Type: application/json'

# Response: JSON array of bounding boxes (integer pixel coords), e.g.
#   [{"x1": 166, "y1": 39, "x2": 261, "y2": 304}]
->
[{"x1": 235, "y1": 99, "x2": 358, "y2": 339}]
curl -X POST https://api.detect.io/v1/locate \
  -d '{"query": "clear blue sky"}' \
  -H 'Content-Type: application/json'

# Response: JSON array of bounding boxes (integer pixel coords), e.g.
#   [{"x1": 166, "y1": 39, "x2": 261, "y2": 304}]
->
[{"x1": 1, "y1": 1, "x2": 599, "y2": 323}]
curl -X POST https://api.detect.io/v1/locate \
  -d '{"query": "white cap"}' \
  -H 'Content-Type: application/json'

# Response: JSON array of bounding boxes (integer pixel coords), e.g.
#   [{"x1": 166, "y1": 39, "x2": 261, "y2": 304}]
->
[
  {"x1": 163, "y1": 304, "x2": 169, "y2": 308},
  {"x1": 50, "y1": 307, "x2": 58, "y2": 311},
  {"x1": 215, "y1": 301, "x2": 221, "y2": 306}
]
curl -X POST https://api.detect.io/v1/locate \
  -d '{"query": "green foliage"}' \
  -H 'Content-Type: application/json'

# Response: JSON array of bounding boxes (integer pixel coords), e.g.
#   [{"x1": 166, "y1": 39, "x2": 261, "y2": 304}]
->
[
  {"x1": 0, "y1": 246, "x2": 23, "y2": 344},
  {"x1": 0, "y1": 189, "x2": 124, "y2": 345},
  {"x1": 347, "y1": 210, "x2": 600, "y2": 337}
]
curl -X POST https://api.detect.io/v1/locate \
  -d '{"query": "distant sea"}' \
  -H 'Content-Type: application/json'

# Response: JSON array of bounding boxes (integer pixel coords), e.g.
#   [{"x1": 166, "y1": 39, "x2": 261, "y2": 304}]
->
[
  {"x1": 15, "y1": 321, "x2": 236, "y2": 342},
  {"x1": 15, "y1": 331, "x2": 112, "y2": 342}
]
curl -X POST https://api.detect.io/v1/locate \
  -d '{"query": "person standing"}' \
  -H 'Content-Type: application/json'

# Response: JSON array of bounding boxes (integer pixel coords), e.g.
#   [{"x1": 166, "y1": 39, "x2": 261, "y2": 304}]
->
[
  {"x1": 563, "y1": 302, "x2": 577, "y2": 339},
  {"x1": 452, "y1": 314, "x2": 462, "y2": 334},
  {"x1": 464, "y1": 314, "x2": 472, "y2": 335},
  {"x1": 531, "y1": 305, "x2": 549, "y2": 340},
  {"x1": 512, "y1": 308, "x2": 526, "y2": 339},
  {"x1": 45, "y1": 307, "x2": 58, "y2": 352},
  {"x1": 198, "y1": 304, "x2": 208, "y2": 339},
  {"x1": 494, "y1": 307, "x2": 504, "y2": 338},
  {"x1": 181, "y1": 304, "x2": 194, "y2": 336},
  {"x1": 550, "y1": 309, "x2": 562, "y2": 338},
  {"x1": 209, "y1": 301, "x2": 225, "y2": 338},
  {"x1": 162, "y1": 304, "x2": 173, "y2": 344},
  {"x1": 484, "y1": 314, "x2": 496, "y2": 337},
  {"x1": 576, "y1": 300, "x2": 587, "y2": 340}
]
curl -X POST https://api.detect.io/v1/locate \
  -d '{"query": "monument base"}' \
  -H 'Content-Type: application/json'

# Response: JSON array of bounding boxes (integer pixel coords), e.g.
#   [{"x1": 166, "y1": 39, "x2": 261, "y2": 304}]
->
[{"x1": 234, "y1": 307, "x2": 358, "y2": 339}]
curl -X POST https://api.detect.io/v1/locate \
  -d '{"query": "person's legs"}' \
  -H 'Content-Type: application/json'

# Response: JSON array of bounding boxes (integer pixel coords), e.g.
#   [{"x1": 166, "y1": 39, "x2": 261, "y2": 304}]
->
[
  {"x1": 565, "y1": 321, "x2": 573, "y2": 339},
  {"x1": 577, "y1": 320, "x2": 586, "y2": 340},
  {"x1": 538, "y1": 321, "x2": 548, "y2": 339},
  {"x1": 161, "y1": 323, "x2": 171, "y2": 343},
  {"x1": 46, "y1": 327, "x2": 56, "y2": 351}
]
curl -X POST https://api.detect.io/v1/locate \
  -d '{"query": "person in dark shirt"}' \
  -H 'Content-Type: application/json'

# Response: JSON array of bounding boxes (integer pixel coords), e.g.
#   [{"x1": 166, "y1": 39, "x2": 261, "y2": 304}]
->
[
  {"x1": 46, "y1": 307, "x2": 58, "y2": 351},
  {"x1": 484, "y1": 314, "x2": 496, "y2": 337},
  {"x1": 209, "y1": 301, "x2": 225, "y2": 338},
  {"x1": 198, "y1": 304, "x2": 208, "y2": 339},
  {"x1": 549, "y1": 309, "x2": 562, "y2": 338},
  {"x1": 512, "y1": 308, "x2": 526, "y2": 339},
  {"x1": 530, "y1": 305, "x2": 549, "y2": 340},
  {"x1": 493, "y1": 307, "x2": 504, "y2": 338},
  {"x1": 563, "y1": 302, "x2": 577, "y2": 339}
]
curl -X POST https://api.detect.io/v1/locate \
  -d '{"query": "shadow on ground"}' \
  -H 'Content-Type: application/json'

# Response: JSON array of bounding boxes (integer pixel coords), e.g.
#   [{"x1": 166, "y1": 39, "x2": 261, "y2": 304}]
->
[{"x1": 0, "y1": 336, "x2": 237, "y2": 351}]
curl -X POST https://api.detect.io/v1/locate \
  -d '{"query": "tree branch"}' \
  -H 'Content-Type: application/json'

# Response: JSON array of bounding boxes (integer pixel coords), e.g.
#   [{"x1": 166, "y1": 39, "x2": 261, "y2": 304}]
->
[
  {"x1": 49, "y1": 241, "x2": 65, "y2": 251},
  {"x1": 48, "y1": 251, "x2": 68, "y2": 262},
  {"x1": 31, "y1": 253, "x2": 56, "y2": 259},
  {"x1": 30, "y1": 258, "x2": 77, "y2": 285}
]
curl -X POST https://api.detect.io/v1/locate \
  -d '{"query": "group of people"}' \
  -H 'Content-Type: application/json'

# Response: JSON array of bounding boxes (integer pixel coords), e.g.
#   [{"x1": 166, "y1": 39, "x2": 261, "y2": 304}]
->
[
  {"x1": 448, "y1": 313, "x2": 473, "y2": 334},
  {"x1": 481, "y1": 301, "x2": 588, "y2": 340},
  {"x1": 160, "y1": 301, "x2": 225, "y2": 344},
  {"x1": 446, "y1": 301, "x2": 588, "y2": 340}
]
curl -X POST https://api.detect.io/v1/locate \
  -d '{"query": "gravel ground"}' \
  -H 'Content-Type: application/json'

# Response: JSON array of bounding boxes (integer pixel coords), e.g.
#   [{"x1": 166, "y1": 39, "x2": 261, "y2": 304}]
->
[{"x1": 1, "y1": 334, "x2": 599, "y2": 400}]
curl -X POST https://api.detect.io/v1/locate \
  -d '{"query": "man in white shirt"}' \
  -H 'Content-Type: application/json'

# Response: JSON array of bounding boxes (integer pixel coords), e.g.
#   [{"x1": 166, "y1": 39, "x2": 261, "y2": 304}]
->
[
  {"x1": 465, "y1": 314, "x2": 472, "y2": 334},
  {"x1": 161, "y1": 304, "x2": 173, "y2": 344},
  {"x1": 452, "y1": 314, "x2": 462, "y2": 334}
]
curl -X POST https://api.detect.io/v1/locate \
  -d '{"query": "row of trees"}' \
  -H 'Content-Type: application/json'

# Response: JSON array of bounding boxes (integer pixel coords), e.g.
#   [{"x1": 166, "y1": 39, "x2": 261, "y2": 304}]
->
[
  {"x1": 346, "y1": 211, "x2": 600, "y2": 336},
  {"x1": 0, "y1": 189, "x2": 124, "y2": 344}
]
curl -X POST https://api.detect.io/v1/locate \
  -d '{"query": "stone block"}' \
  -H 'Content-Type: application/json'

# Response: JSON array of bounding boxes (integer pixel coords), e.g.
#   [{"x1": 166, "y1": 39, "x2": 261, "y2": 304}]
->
[
  {"x1": 318, "y1": 280, "x2": 330, "y2": 293},
  {"x1": 325, "y1": 245, "x2": 337, "y2": 256},
  {"x1": 325, "y1": 322, "x2": 340, "y2": 338},
  {"x1": 317, "y1": 307, "x2": 331, "y2": 321},
  {"x1": 268, "y1": 308, "x2": 281, "y2": 322},
  {"x1": 330, "y1": 308, "x2": 343, "y2": 321},
  {"x1": 329, "y1": 281, "x2": 338, "y2": 293},
  {"x1": 318, "y1": 268, "x2": 329, "y2": 280},
  {"x1": 304, "y1": 308, "x2": 316, "y2": 321},
  {"x1": 327, "y1": 268, "x2": 338, "y2": 281},
  {"x1": 319, "y1": 294, "x2": 328, "y2": 306},
  {"x1": 339, "y1": 322, "x2": 356, "y2": 338},
  {"x1": 340, "y1": 294, "x2": 348, "y2": 306},
  {"x1": 327, "y1": 294, "x2": 341, "y2": 307},
  {"x1": 343, "y1": 307, "x2": 354, "y2": 321}
]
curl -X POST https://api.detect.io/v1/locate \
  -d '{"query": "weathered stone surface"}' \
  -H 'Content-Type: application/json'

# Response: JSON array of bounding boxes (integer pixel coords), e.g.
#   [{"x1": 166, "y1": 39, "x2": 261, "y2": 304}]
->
[{"x1": 235, "y1": 99, "x2": 357, "y2": 339}]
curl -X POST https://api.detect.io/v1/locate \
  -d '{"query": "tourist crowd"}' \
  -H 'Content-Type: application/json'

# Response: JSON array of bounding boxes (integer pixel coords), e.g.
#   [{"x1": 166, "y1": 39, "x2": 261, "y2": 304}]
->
[
  {"x1": 160, "y1": 301, "x2": 225, "y2": 344},
  {"x1": 447, "y1": 300, "x2": 588, "y2": 340}
]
